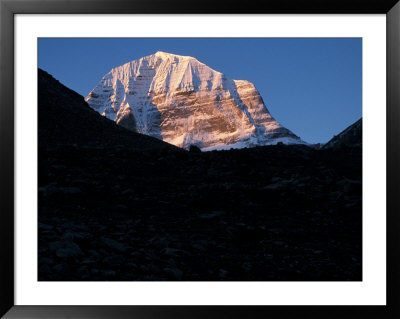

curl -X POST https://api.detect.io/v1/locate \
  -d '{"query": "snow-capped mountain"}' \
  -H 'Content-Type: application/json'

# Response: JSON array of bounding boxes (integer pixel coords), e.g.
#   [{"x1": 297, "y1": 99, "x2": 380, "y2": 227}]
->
[{"x1": 86, "y1": 51, "x2": 305, "y2": 150}]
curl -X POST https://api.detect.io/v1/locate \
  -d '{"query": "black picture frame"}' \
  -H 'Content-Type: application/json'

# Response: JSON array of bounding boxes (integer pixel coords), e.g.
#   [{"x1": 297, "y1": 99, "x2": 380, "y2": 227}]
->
[{"x1": 1, "y1": 0, "x2": 399, "y2": 318}]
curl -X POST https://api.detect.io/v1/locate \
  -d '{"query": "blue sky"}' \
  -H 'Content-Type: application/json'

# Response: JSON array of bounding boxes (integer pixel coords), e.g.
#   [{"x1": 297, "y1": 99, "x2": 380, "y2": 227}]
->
[{"x1": 38, "y1": 38, "x2": 362, "y2": 144}]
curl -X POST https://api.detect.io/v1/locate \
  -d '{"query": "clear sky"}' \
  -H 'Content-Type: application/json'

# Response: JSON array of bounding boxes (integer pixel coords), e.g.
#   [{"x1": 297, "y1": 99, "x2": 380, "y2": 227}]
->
[{"x1": 38, "y1": 38, "x2": 362, "y2": 144}]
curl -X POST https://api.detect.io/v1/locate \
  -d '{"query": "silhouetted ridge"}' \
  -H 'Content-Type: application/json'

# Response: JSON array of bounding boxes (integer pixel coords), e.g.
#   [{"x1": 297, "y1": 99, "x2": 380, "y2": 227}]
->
[
  {"x1": 38, "y1": 68, "x2": 178, "y2": 151},
  {"x1": 323, "y1": 118, "x2": 362, "y2": 149}
]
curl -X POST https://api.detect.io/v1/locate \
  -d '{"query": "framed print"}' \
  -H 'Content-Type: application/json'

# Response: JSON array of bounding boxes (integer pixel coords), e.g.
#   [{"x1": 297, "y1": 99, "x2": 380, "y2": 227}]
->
[{"x1": 1, "y1": 0, "x2": 400, "y2": 318}]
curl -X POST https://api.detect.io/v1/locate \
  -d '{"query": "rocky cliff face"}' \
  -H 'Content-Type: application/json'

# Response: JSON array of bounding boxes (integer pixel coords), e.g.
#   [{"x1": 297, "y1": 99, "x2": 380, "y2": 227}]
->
[{"x1": 86, "y1": 51, "x2": 305, "y2": 150}]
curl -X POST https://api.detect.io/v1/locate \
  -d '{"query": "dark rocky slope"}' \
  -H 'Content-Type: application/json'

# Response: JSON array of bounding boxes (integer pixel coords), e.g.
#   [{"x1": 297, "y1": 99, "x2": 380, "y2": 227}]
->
[
  {"x1": 38, "y1": 70, "x2": 362, "y2": 281},
  {"x1": 39, "y1": 68, "x2": 177, "y2": 151},
  {"x1": 323, "y1": 118, "x2": 362, "y2": 149}
]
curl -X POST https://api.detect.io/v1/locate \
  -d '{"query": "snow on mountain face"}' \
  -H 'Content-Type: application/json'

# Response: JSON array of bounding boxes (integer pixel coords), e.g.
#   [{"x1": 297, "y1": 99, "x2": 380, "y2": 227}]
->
[{"x1": 86, "y1": 51, "x2": 305, "y2": 150}]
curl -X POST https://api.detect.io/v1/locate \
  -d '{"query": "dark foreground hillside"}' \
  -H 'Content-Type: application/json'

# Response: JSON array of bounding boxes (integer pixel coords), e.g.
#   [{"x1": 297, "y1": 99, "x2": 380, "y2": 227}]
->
[
  {"x1": 38, "y1": 68, "x2": 177, "y2": 151},
  {"x1": 38, "y1": 70, "x2": 362, "y2": 281}
]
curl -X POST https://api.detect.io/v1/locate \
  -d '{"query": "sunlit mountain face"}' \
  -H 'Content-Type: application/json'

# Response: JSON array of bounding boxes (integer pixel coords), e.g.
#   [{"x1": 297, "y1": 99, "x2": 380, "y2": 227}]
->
[{"x1": 86, "y1": 51, "x2": 306, "y2": 151}]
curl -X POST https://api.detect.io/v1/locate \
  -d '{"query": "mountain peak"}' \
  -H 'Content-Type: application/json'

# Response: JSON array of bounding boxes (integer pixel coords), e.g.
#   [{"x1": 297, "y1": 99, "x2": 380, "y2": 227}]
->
[
  {"x1": 154, "y1": 51, "x2": 192, "y2": 60},
  {"x1": 155, "y1": 50, "x2": 179, "y2": 58},
  {"x1": 86, "y1": 53, "x2": 305, "y2": 150}
]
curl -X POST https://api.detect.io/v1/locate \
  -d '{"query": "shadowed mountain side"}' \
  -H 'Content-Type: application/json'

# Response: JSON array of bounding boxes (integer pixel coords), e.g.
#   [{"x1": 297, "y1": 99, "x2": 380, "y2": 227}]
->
[
  {"x1": 323, "y1": 118, "x2": 362, "y2": 149},
  {"x1": 38, "y1": 68, "x2": 178, "y2": 152}
]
